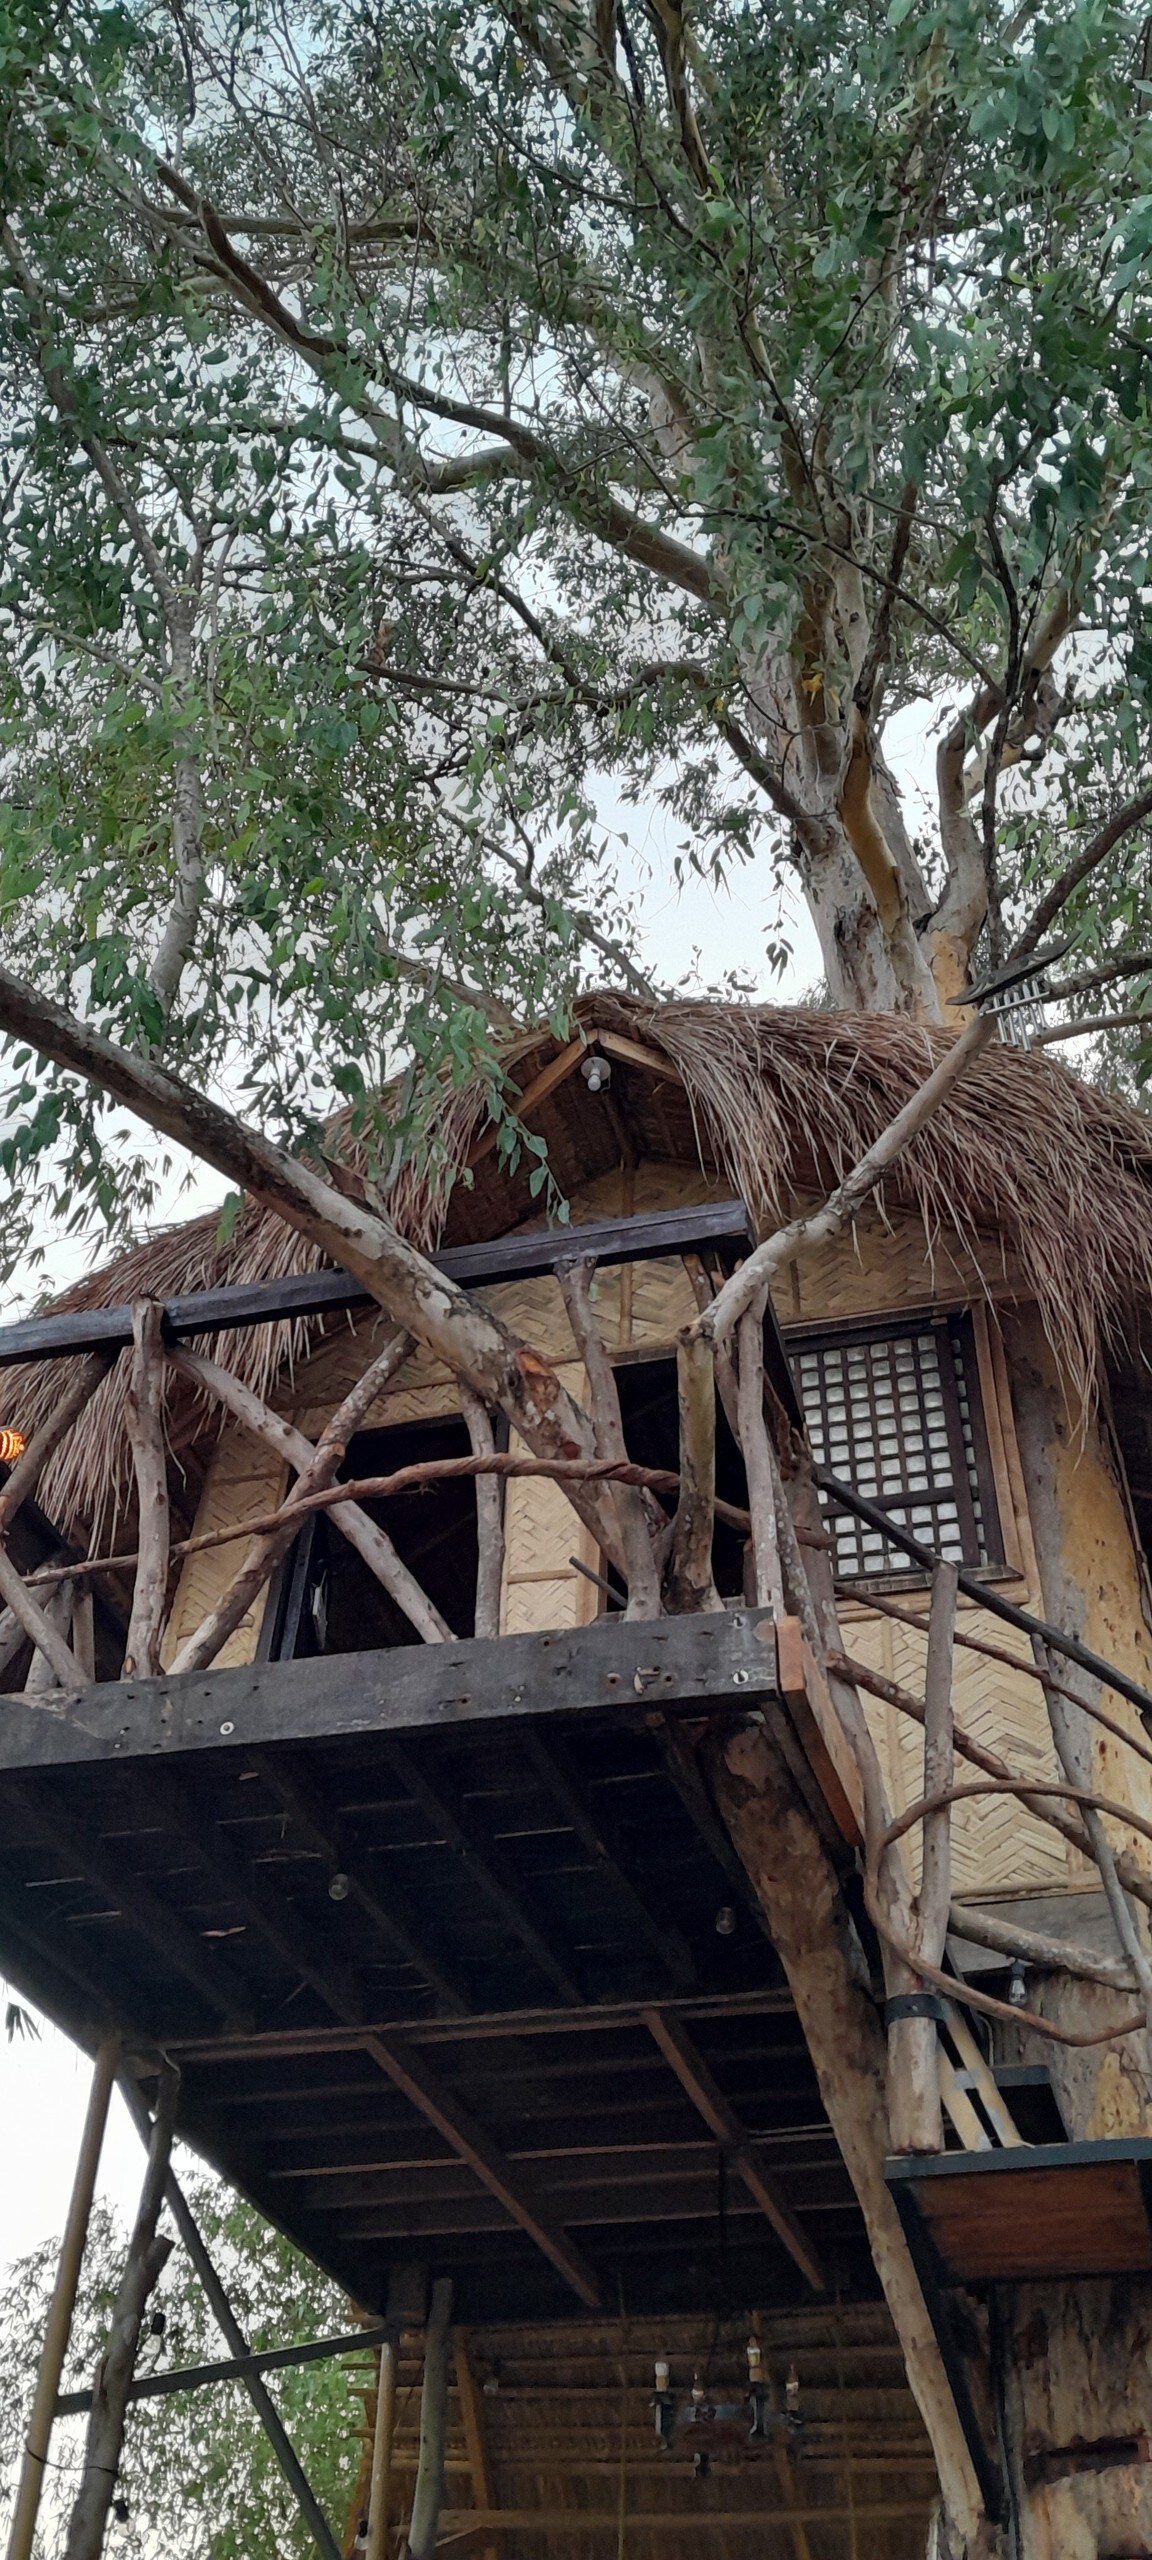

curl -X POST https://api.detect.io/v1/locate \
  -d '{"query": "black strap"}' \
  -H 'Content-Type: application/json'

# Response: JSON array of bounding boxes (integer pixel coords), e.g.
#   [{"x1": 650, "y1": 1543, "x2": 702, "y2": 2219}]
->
[{"x1": 885, "y1": 1992, "x2": 947, "y2": 2025}]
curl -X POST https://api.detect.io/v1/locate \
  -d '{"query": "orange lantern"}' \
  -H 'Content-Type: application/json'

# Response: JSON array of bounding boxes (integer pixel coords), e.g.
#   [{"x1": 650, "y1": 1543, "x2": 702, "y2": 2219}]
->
[{"x1": 0, "y1": 1428, "x2": 27, "y2": 1463}]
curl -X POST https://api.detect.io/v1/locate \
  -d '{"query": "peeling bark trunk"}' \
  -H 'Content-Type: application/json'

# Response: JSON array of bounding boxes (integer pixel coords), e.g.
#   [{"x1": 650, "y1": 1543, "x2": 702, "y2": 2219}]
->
[{"x1": 708, "y1": 1717, "x2": 991, "y2": 2557}]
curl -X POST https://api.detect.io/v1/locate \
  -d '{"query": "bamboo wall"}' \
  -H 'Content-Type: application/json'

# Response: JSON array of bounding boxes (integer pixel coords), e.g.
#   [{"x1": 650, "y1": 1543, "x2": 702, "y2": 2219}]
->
[{"x1": 166, "y1": 1158, "x2": 1116, "y2": 1904}]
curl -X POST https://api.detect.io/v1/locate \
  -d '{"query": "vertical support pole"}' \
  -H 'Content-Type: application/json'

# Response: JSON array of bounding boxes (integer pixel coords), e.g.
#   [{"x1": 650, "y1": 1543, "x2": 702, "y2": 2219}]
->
[
  {"x1": 365, "y1": 2337, "x2": 398, "y2": 2560},
  {"x1": 6, "y1": 2035, "x2": 120, "y2": 2560},
  {"x1": 119, "y1": 2076, "x2": 343, "y2": 2560},
  {"x1": 404, "y1": 2279, "x2": 453, "y2": 2560},
  {"x1": 460, "y1": 1391, "x2": 505, "y2": 1642},
  {"x1": 64, "y1": 2065, "x2": 179, "y2": 2560},
  {"x1": 454, "y1": 2328, "x2": 500, "y2": 2560}
]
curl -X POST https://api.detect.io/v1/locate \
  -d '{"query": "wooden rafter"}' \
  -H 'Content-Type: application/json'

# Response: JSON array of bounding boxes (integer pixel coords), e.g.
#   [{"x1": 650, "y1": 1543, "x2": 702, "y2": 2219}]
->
[
  {"x1": 642, "y1": 2006, "x2": 825, "y2": 2292},
  {"x1": 520, "y1": 1730, "x2": 697, "y2": 1992},
  {"x1": 1, "y1": 1775, "x2": 254, "y2": 2033},
  {"x1": 382, "y1": 1740, "x2": 586, "y2": 2008},
  {"x1": 244, "y1": 1748, "x2": 473, "y2": 2016}
]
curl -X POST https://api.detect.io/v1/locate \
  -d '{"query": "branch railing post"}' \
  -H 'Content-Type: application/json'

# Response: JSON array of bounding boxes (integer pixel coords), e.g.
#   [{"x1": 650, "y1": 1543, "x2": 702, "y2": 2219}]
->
[
  {"x1": 123, "y1": 1300, "x2": 170, "y2": 1679},
  {"x1": 735, "y1": 1293, "x2": 785, "y2": 1614},
  {"x1": 558, "y1": 1256, "x2": 661, "y2": 1619},
  {"x1": 888, "y1": 1561, "x2": 957, "y2": 2155},
  {"x1": 5, "y1": 2035, "x2": 121, "y2": 2560},
  {"x1": 666, "y1": 1332, "x2": 722, "y2": 1613}
]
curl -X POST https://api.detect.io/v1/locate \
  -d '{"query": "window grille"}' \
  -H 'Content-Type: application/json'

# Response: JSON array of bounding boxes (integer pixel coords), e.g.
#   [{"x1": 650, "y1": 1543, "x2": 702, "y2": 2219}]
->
[{"x1": 786, "y1": 1313, "x2": 1002, "y2": 1584}]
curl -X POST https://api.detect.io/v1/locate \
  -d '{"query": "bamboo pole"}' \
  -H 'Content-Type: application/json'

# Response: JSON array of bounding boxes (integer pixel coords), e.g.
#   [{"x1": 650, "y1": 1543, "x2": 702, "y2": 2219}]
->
[
  {"x1": 405, "y1": 2278, "x2": 454, "y2": 2560},
  {"x1": 168, "y1": 1344, "x2": 450, "y2": 1653},
  {"x1": 5, "y1": 2036, "x2": 121, "y2": 2560},
  {"x1": 558, "y1": 1256, "x2": 660, "y2": 1618},
  {"x1": 453, "y1": 2331, "x2": 500, "y2": 2560},
  {"x1": 119, "y1": 2076, "x2": 344, "y2": 2560},
  {"x1": 123, "y1": 1301, "x2": 170, "y2": 1679},
  {"x1": 365, "y1": 2337, "x2": 398, "y2": 2560},
  {"x1": 171, "y1": 1329, "x2": 412, "y2": 1671},
  {"x1": 459, "y1": 1390, "x2": 505, "y2": 1642},
  {"x1": 64, "y1": 2066, "x2": 179, "y2": 2560}
]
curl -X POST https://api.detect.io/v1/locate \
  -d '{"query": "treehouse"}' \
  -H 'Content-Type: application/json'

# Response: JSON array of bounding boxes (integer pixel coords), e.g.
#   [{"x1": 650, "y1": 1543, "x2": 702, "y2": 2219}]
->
[{"x1": 5, "y1": 995, "x2": 1152, "y2": 2560}]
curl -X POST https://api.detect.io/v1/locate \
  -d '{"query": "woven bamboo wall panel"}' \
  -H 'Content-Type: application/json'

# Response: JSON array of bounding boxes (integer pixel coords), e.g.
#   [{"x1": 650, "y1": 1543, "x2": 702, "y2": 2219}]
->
[
  {"x1": 849, "y1": 1602, "x2": 1070, "y2": 1896},
  {"x1": 162, "y1": 1425, "x2": 286, "y2": 1669},
  {"x1": 769, "y1": 1196, "x2": 1025, "y2": 1326},
  {"x1": 501, "y1": 1361, "x2": 600, "y2": 1636}
]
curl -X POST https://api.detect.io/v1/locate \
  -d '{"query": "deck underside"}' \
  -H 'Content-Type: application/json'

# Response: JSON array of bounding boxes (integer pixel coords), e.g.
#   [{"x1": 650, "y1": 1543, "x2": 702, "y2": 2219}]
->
[{"x1": 0, "y1": 1611, "x2": 874, "y2": 2323}]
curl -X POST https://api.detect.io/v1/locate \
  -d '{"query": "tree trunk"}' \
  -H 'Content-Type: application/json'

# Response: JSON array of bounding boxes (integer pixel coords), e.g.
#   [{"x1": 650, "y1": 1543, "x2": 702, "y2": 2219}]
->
[{"x1": 708, "y1": 1716, "x2": 993, "y2": 2558}]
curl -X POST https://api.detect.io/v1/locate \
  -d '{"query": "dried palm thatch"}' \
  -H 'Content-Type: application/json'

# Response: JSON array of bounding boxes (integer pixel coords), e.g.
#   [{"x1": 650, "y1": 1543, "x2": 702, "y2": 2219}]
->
[{"x1": 11, "y1": 994, "x2": 1152, "y2": 1544}]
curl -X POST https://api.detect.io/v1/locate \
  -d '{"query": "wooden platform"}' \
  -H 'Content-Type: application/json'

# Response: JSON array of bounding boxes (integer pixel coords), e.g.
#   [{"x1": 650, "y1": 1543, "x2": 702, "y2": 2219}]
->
[
  {"x1": 889, "y1": 2140, "x2": 1152, "y2": 2283},
  {"x1": 0, "y1": 1609, "x2": 876, "y2": 2324}
]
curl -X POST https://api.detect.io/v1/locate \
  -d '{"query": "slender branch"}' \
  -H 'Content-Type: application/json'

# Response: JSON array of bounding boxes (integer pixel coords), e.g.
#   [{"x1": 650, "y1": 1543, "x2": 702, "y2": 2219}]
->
[
  {"x1": 168, "y1": 1343, "x2": 450, "y2": 1658},
  {"x1": 0, "y1": 1352, "x2": 117, "y2": 1534},
  {"x1": 1011, "y1": 784, "x2": 1152, "y2": 960},
  {"x1": 0, "y1": 1542, "x2": 85, "y2": 1689},
  {"x1": 170, "y1": 1328, "x2": 413, "y2": 1671},
  {"x1": 1043, "y1": 947, "x2": 1152, "y2": 1005},
  {"x1": 1033, "y1": 1005, "x2": 1152, "y2": 1046},
  {"x1": 0, "y1": 959, "x2": 628, "y2": 1568},
  {"x1": 917, "y1": 1560, "x2": 957, "y2": 1970}
]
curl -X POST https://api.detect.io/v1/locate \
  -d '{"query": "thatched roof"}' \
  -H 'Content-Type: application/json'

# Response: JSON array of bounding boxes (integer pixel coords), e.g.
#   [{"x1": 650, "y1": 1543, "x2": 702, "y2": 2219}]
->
[{"x1": 13, "y1": 994, "x2": 1152, "y2": 1543}]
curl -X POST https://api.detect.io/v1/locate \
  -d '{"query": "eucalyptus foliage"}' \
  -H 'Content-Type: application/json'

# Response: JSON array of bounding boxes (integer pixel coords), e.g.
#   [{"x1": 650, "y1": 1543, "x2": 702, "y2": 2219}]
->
[
  {"x1": 2, "y1": 0, "x2": 1152, "y2": 1262},
  {"x1": 0, "y1": 2188, "x2": 360, "y2": 2560}
]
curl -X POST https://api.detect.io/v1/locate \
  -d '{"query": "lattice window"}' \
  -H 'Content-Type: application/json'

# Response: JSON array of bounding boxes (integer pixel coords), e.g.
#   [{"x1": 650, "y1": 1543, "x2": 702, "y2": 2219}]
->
[{"x1": 787, "y1": 1314, "x2": 1002, "y2": 1583}]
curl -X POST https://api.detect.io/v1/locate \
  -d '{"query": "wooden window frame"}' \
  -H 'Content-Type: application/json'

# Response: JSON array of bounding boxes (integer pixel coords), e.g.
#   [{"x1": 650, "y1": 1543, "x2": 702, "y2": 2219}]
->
[{"x1": 783, "y1": 1303, "x2": 1025, "y2": 1593}]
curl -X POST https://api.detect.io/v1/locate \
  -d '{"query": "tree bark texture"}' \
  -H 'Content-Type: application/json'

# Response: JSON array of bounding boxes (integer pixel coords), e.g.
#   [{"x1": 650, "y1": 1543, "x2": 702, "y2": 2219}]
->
[
  {"x1": 707, "y1": 1716, "x2": 988, "y2": 2554},
  {"x1": 123, "y1": 1300, "x2": 170, "y2": 1678}
]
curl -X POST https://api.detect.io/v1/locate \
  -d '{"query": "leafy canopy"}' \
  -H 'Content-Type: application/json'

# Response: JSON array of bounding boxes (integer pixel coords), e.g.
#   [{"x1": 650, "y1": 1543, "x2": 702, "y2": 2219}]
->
[{"x1": 2, "y1": 0, "x2": 1152, "y2": 1261}]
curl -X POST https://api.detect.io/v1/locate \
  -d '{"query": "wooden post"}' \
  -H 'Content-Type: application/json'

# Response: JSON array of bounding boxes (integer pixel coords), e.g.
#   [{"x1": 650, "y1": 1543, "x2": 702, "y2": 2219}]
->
[
  {"x1": 460, "y1": 1391, "x2": 505, "y2": 1641},
  {"x1": 735, "y1": 1294, "x2": 785, "y2": 1614},
  {"x1": 24, "y1": 1577, "x2": 76, "y2": 1693},
  {"x1": 454, "y1": 2329, "x2": 500, "y2": 2560},
  {"x1": 558, "y1": 1256, "x2": 660, "y2": 1618},
  {"x1": 365, "y1": 2336, "x2": 398, "y2": 2560},
  {"x1": 404, "y1": 2278, "x2": 453, "y2": 2560},
  {"x1": 119, "y1": 2074, "x2": 344, "y2": 2560},
  {"x1": 0, "y1": 1543, "x2": 85, "y2": 1688},
  {"x1": 5, "y1": 2036, "x2": 121, "y2": 2560},
  {"x1": 888, "y1": 1559, "x2": 957, "y2": 2156},
  {"x1": 123, "y1": 1300, "x2": 169, "y2": 1679},
  {"x1": 64, "y1": 2065, "x2": 179, "y2": 2560},
  {"x1": 666, "y1": 1332, "x2": 722, "y2": 1613}
]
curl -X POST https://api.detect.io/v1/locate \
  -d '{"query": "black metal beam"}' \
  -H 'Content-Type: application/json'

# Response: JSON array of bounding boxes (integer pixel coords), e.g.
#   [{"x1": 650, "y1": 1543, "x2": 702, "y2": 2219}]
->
[
  {"x1": 0, "y1": 1608, "x2": 782, "y2": 1774},
  {"x1": 55, "y1": 2323, "x2": 393, "y2": 2416},
  {"x1": 0, "y1": 1199, "x2": 752, "y2": 1368}
]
